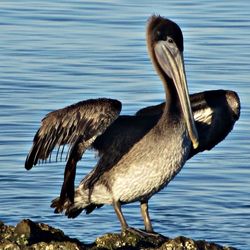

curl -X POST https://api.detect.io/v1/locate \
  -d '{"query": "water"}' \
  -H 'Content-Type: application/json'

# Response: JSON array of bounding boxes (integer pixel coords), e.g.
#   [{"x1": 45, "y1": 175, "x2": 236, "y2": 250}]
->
[{"x1": 0, "y1": 0, "x2": 249, "y2": 249}]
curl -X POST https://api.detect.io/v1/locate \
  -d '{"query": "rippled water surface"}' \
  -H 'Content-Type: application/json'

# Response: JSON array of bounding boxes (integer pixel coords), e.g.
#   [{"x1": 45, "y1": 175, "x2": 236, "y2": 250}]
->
[{"x1": 1, "y1": 1, "x2": 250, "y2": 249}]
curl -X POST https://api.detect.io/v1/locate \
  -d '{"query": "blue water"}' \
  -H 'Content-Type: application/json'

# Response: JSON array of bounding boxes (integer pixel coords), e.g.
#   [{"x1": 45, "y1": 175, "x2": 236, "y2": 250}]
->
[{"x1": 0, "y1": 0, "x2": 249, "y2": 249}]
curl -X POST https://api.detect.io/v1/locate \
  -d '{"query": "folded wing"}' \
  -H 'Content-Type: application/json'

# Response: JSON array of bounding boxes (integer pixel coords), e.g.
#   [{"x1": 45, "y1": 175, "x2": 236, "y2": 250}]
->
[
  {"x1": 136, "y1": 89, "x2": 240, "y2": 158},
  {"x1": 188, "y1": 90, "x2": 240, "y2": 158}
]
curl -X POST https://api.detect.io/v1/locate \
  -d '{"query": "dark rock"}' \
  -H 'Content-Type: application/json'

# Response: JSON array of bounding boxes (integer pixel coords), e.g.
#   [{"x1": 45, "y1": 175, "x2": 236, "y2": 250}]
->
[
  {"x1": 158, "y1": 236, "x2": 233, "y2": 250},
  {"x1": 1, "y1": 219, "x2": 84, "y2": 249},
  {"x1": 0, "y1": 219, "x2": 238, "y2": 250},
  {"x1": 94, "y1": 231, "x2": 237, "y2": 250},
  {"x1": 14, "y1": 219, "x2": 38, "y2": 241},
  {"x1": 95, "y1": 229, "x2": 167, "y2": 249}
]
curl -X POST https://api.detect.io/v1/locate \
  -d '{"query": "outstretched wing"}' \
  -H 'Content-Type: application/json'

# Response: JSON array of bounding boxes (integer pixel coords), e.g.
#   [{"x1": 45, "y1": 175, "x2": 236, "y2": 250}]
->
[
  {"x1": 136, "y1": 89, "x2": 240, "y2": 158},
  {"x1": 25, "y1": 98, "x2": 121, "y2": 209},
  {"x1": 25, "y1": 98, "x2": 121, "y2": 169}
]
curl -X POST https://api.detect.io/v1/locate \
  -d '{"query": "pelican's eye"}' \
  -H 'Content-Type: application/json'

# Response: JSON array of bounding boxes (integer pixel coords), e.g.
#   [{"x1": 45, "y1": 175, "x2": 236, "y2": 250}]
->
[{"x1": 167, "y1": 37, "x2": 174, "y2": 43}]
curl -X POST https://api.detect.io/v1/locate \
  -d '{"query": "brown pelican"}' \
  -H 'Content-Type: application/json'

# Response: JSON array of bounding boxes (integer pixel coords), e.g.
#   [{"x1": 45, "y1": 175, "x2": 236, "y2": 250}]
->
[{"x1": 25, "y1": 15, "x2": 240, "y2": 233}]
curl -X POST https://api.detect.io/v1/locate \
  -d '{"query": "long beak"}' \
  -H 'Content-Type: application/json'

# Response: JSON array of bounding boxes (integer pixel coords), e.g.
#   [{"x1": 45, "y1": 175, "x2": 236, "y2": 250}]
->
[{"x1": 154, "y1": 41, "x2": 199, "y2": 149}]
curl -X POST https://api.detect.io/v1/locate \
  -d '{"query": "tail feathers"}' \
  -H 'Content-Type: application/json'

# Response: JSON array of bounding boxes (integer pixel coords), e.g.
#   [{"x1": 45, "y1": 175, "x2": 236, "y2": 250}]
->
[
  {"x1": 51, "y1": 196, "x2": 85, "y2": 218},
  {"x1": 50, "y1": 189, "x2": 101, "y2": 218},
  {"x1": 66, "y1": 206, "x2": 84, "y2": 218},
  {"x1": 85, "y1": 204, "x2": 104, "y2": 214}
]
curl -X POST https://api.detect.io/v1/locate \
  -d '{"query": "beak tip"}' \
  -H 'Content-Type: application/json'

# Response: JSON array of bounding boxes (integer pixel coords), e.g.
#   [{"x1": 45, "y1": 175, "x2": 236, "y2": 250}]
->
[{"x1": 192, "y1": 140, "x2": 199, "y2": 149}]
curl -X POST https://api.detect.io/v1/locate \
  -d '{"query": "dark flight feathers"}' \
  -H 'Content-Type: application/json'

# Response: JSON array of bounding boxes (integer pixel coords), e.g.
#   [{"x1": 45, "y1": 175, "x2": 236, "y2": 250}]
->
[
  {"x1": 25, "y1": 98, "x2": 121, "y2": 209},
  {"x1": 25, "y1": 98, "x2": 122, "y2": 169}
]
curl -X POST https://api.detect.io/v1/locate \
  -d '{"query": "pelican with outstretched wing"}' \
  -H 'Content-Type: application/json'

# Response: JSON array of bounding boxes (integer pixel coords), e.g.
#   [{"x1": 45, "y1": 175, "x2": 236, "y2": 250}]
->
[{"x1": 25, "y1": 15, "x2": 240, "y2": 233}]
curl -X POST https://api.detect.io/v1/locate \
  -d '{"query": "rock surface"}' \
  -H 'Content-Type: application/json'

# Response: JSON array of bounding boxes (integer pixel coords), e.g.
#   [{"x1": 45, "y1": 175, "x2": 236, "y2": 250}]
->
[{"x1": 0, "y1": 219, "x2": 237, "y2": 250}]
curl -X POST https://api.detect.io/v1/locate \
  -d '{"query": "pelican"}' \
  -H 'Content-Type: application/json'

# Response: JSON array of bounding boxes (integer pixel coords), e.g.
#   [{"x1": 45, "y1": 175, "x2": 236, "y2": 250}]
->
[{"x1": 25, "y1": 15, "x2": 240, "y2": 233}]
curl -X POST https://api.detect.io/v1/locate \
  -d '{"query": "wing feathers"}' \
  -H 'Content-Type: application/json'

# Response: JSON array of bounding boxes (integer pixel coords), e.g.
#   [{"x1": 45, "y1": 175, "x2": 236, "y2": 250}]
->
[{"x1": 25, "y1": 98, "x2": 122, "y2": 170}]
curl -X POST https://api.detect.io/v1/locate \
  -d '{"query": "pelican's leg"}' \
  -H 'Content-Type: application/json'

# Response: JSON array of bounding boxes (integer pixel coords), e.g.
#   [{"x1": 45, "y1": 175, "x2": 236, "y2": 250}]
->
[
  {"x1": 113, "y1": 200, "x2": 161, "y2": 239},
  {"x1": 113, "y1": 200, "x2": 128, "y2": 231},
  {"x1": 140, "y1": 200, "x2": 154, "y2": 232}
]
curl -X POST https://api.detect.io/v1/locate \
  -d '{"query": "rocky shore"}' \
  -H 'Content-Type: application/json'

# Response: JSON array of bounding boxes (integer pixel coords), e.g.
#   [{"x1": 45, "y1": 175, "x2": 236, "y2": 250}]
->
[{"x1": 0, "y1": 219, "x2": 237, "y2": 250}]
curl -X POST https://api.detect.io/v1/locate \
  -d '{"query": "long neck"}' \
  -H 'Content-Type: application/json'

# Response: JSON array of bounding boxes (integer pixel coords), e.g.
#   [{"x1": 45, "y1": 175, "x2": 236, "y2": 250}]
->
[
  {"x1": 162, "y1": 73, "x2": 181, "y2": 116},
  {"x1": 147, "y1": 40, "x2": 182, "y2": 119}
]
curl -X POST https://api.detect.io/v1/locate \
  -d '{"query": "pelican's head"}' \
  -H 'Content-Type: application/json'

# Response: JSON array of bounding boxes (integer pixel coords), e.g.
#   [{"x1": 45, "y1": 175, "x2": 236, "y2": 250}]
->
[{"x1": 147, "y1": 15, "x2": 199, "y2": 149}]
